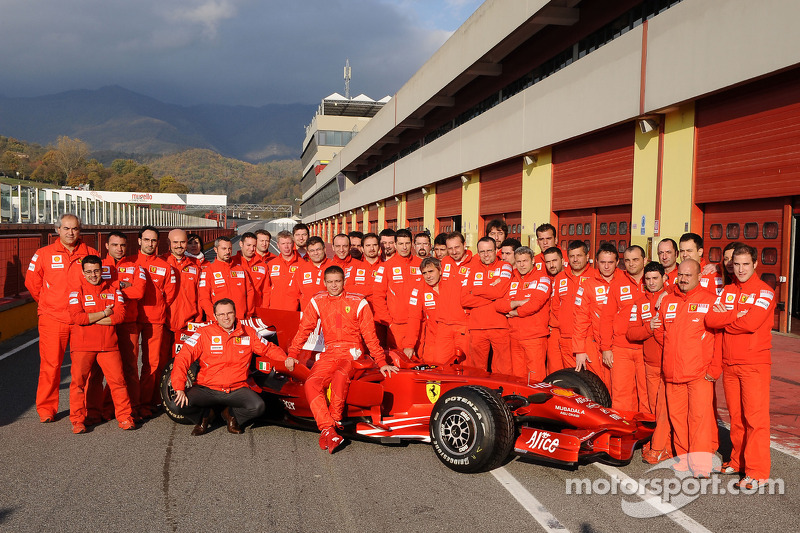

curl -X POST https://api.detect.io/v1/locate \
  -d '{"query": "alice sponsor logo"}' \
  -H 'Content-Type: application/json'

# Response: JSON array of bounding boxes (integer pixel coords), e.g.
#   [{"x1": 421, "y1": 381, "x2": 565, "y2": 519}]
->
[{"x1": 525, "y1": 430, "x2": 560, "y2": 453}]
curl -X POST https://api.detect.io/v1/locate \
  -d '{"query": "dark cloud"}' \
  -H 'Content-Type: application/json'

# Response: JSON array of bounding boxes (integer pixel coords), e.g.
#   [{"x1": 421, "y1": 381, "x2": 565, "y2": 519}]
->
[{"x1": 0, "y1": 0, "x2": 463, "y2": 105}]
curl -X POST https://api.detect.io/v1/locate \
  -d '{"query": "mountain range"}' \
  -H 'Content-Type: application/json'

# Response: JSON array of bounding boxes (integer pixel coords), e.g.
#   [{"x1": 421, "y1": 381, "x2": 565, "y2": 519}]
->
[{"x1": 0, "y1": 86, "x2": 316, "y2": 163}]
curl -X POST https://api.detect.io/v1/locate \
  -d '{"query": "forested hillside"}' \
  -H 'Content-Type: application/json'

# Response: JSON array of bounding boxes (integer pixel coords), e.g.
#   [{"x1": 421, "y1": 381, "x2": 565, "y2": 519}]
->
[{"x1": 0, "y1": 135, "x2": 301, "y2": 206}]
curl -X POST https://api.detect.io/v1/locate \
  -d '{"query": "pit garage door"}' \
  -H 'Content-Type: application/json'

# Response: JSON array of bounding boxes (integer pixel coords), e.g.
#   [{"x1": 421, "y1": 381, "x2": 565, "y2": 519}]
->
[{"x1": 703, "y1": 199, "x2": 786, "y2": 330}]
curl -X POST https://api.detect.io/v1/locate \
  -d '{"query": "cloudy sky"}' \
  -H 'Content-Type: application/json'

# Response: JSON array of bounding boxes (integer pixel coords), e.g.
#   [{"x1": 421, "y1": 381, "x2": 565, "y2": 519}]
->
[{"x1": 0, "y1": 0, "x2": 482, "y2": 106}]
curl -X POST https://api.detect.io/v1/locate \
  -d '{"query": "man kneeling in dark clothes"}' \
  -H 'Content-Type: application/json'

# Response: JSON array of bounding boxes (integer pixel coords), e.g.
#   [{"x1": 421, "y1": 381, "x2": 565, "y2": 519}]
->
[{"x1": 172, "y1": 298, "x2": 298, "y2": 435}]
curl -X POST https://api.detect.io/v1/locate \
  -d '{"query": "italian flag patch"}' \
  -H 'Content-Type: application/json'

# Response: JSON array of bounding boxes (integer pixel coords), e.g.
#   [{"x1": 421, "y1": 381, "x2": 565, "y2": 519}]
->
[{"x1": 258, "y1": 361, "x2": 268, "y2": 371}]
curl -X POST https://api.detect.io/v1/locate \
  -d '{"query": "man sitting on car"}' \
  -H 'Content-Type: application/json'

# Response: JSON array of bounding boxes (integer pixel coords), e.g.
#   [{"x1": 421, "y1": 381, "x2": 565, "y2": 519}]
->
[
  {"x1": 288, "y1": 266, "x2": 398, "y2": 453},
  {"x1": 172, "y1": 298, "x2": 298, "y2": 436}
]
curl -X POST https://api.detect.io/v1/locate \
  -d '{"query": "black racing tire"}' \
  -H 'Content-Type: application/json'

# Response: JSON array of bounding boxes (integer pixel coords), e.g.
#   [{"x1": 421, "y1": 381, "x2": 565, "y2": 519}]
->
[
  {"x1": 543, "y1": 368, "x2": 611, "y2": 407},
  {"x1": 430, "y1": 385, "x2": 515, "y2": 473},
  {"x1": 160, "y1": 358, "x2": 194, "y2": 425}
]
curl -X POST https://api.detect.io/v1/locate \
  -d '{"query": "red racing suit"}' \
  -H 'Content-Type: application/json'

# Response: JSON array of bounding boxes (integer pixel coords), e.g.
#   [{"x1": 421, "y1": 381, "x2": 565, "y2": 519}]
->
[
  {"x1": 136, "y1": 252, "x2": 179, "y2": 413},
  {"x1": 68, "y1": 277, "x2": 132, "y2": 426},
  {"x1": 705, "y1": 274, "x2": 776, "y2": 481},
  {"x1": 495, "y1": 269, "x2": 552, "y2": 380},
  {"x1": 332, "y1": 255, "x2": 370, "y2": 299},
  {"x1": 436, "y1": 252, "x2": 473, "y2": 356},
  {"x1": 550, "y1": 266, "x2": 594, "y2": 370},
  {"x1": 235, "y1": 251, "x2": 271, "y2": 309},
  {"x1": 163, "y1": 253, "x2": 202, "y2": 332},
  {"x1": 699, "y1": 259, "x2": 724, "y2": 296},
  {"x1": 627, "y1": 288, "x2": 671, "y2": 453},
  {"x1": 266, "y1": 253, "x2": 303, "y2": 311},
  {"x1": 372, "y1": 254, "x2": 422, "y2": 348},
  {"x1": 288, "y1": 291, "x2": 386, "y2": 430},
  {"x1": 657, "y1": 285, "x2": 721, "y2": 476},
  {"x1": 172, "y1": 321, "x2": 288, "y2": 393},
  {"x1": 25, "y1": 238, "x2": 98, "y2": 420},
  {"x1": 461, "y1": 258, "x2": 512, "y2": 373},
  {"x1": 87, "y1": 255, "x2": 147, "y2": 420},
  {"x1": 571, "y1": 268, "x2": 613, "y2": 387},
  {"x1": 295, "y1": 258, "x2": 334, "y2": 311},
  {"x1": 199, "y1": 258, "x2": 254, "y2": 319},
  {"x1": 403, "y1": 281, "x2": 442, "y2": 364},
  {"x1": 599, "y1": 271, "x2": 647, "y2": 412}
]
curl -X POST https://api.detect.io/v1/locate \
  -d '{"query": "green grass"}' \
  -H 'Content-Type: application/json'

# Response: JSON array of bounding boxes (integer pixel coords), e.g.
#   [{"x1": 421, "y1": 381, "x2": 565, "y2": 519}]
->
[{"x1": 0, "y1": 176, "x2": 56, "y2": 189}]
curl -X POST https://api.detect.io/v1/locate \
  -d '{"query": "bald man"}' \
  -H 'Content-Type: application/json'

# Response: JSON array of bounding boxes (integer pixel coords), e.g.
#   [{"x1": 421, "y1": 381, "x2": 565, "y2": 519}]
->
[{"x1": 162, "y1": 229, "x2": 202, "y2": 347}]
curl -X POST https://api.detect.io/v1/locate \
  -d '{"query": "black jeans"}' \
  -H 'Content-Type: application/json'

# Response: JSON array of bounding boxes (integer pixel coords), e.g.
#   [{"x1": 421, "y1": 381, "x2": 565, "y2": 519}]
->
[{"x1": 185, "y1": 385, "x2": 265, "y2": 427}]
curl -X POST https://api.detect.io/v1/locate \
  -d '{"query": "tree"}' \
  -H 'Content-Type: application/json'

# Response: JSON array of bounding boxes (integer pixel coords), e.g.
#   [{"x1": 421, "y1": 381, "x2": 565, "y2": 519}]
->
[
  {"x1": 159, "y1": 175, "x2": 189, "y2": 194},
  {"x1": 52, "y1": 136, "x2": 89, "y2": 182},
  {"x1": 31, "y1": 150, "x2": 64, "y2": 184}
]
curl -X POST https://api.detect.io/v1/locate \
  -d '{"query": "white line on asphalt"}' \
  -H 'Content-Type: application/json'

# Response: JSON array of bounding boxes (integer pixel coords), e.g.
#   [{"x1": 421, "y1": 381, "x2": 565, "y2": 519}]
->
[
  {"x1": 491, "y1": 467, "x2": 570, "y2": 532},
  {"x1": 593, "y1": 463, "x2": 712, "y2": 533},
  {"x1": 0, "y1": 337, "x2": 39, "y2": 362},
  {"x1": 717, "y1": 419, "x2": 800, "y2": 461}
]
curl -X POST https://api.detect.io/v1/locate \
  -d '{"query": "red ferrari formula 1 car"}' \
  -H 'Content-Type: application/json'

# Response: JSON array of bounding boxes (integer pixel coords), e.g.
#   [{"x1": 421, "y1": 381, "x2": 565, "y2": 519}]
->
[{"x1": 161, "y1": 310, "x2": 654, "y2": 473}]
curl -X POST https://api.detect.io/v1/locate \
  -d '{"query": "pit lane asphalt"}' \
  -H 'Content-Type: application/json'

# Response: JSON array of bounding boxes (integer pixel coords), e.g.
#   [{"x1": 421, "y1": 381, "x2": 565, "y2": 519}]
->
[{"x1": 2, "y1": 332, "x2": 799, "y2": 532}]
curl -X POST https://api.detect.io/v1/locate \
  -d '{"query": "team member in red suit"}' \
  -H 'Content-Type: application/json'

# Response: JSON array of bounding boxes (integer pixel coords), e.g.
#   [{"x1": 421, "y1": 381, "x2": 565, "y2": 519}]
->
[
  {"x1": 461, "y1": 237, "x2": 513, "y2": 373},
  {"x1": 627, "y1": 261, "x2": 673, "y2": 464},
  {"x1": 679, "y1": 233, "x2": 723, "y2": 295},
  {"x1": 532, "y1": 224, "x2": 558, "y2": 272},
  {"x1": 235, "y1": 231, "x2": 270, "y2": 309},
  {"x1": 136, "y1": 226, "x2": 179, "y2": 418},
  {"x1": 414, "y1": 232, "x2": 432, "y2": 259},
  {"x1": 403, "y1": 257, "x2": 445, "y2": 365},
  {"x1": 550, "y1": 241, "x2": 593, "y2": 371},
  {"x1": 436, "y1": 232, "x2": 473, "y2": 357},
  {"x1": 657, "y1": 238, "x2": 679, "y2": 287},
  {"x1": 86, "y1": 231, "x2": 147, "y2": 422},
  {"x1": 293, "y1": 223, "x2": 310, "y2": 260},
  {"x1": 357, "y1": 233, "x2": 383, "y2": 309},
  {"x1": 173, "y1": 299, "x2": 297, "y2": 436},
  {"x1": 331, "y1": 233, "x2": 370, "y2": 297},
  {"x1": 706, "y1": 244, "x2": 776, "y2": 489},
  {"x1": 656, "y1": 259, "x2": 721, "y2": 478},
  {"x1": 348, "y1": 231, "x2": 364, "y2": 260},
  {"x1": 495, "y1": 246, "x2": 552, "y2": 380},
  {"x1": 542, "y1": 247, "x2": 565, "y2": 374},
  {"x1": 199, "y1": 236, "x2": 253, "y2": 319},
  {"x1": 163, "y1": 228, "x2": 202, "y2": 347},
  {"x1": 266, "y1": 230, "x2": 303, "y2": 311},
  {"x1": 67, "y1": 255, "x2": 135, "y2": 433},
  {"x1": 572, "y1": 243, "x2": 618, "y2": 388},
  {"x1": 378, "y1": 229, "x2": 397, "y2": 261},
  {"x1": 599, "y1": 245, "x2": 647, "y2": 412},
  {"x1": 186, "y1": 233, "x2": 209, "y2": 270},
  {"x1": 294, "y1": 236, "x2": 333, "y2": 310},
  {"x1": 288, "y1": 266, "x2": 398, "y2": 452},
  {"x1": 373, "y1": 229, "x2": 422, "y2": 349},
  {"x1": 432, "y1": 233, "x2": 448, "y2": 260},
  {"x1": 255, "y1": 229, "x2": 275, "y2": 262},
  {"x1": 25, "y1": 213, "x2": 99, "y2": 422}
]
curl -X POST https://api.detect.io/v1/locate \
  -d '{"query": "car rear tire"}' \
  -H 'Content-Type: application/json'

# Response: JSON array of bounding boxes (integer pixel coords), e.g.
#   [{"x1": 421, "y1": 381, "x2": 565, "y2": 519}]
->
[
  {"x1": 160, "y1": 358, "x2": 194, "y2": 425},
  {"x1": 430, "y1": 385, "x2": 515, "y2": 473},
  {"x1": 543, "y1": 369, "x2": 611, "y2": 407}
]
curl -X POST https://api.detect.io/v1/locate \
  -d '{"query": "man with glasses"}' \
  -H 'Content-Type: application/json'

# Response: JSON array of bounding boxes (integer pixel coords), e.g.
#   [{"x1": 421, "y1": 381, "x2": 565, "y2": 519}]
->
[
  {"x1": 67, "y1": 255, "x2": 135, "y2": 434},
  {"x1": 173, "y1": 299, "x2": 297, "y2": 436}
]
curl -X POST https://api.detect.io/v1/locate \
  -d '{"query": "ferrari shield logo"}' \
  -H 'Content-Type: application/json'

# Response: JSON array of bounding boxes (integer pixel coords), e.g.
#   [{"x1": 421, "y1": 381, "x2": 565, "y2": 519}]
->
[
  {"x1": 426, "y1": 381, "x2": 441, "y2": 404},
  {"x1": 345, "y1": 306, "x2": 351, "y2": 313}
]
